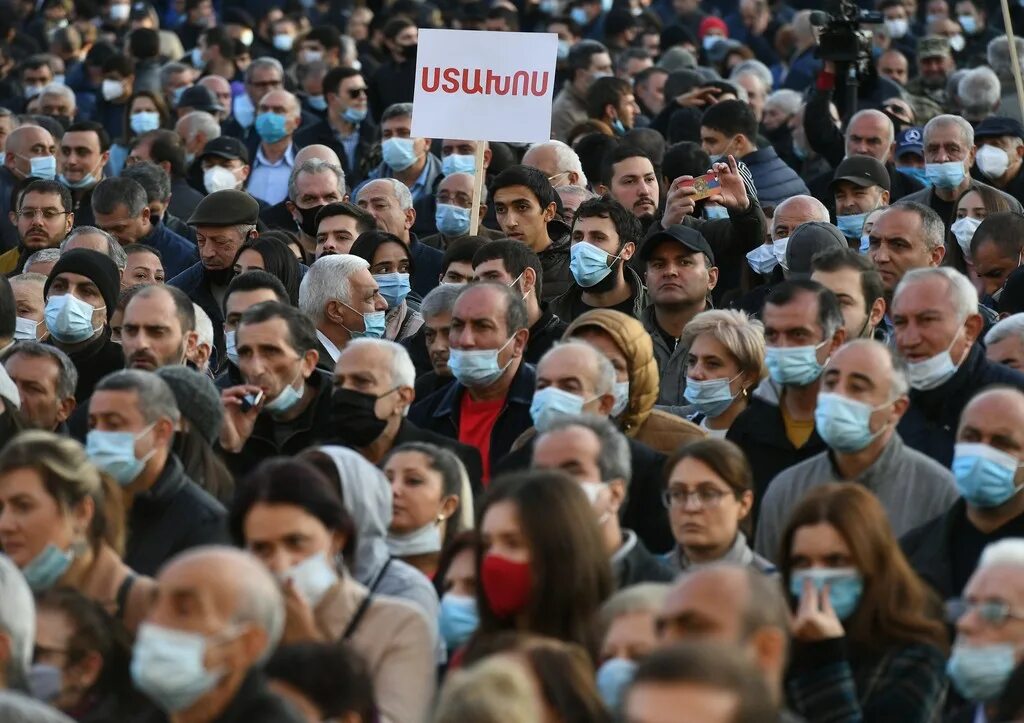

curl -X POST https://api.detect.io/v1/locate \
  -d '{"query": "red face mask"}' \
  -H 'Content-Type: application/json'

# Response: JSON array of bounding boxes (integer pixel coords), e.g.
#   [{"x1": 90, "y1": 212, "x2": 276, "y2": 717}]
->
[{"x1": 481, "y1": 553, "x2": 532, "y2": 617}]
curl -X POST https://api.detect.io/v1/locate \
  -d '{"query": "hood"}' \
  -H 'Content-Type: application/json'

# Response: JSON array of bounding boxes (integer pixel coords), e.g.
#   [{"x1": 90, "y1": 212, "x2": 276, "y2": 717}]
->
[
  {"x1": 318, "y1": 445, "x2": 392, "y2": 586},
  {"x1": 563, "y1": 308, "x2": 659, "y2": 436}
]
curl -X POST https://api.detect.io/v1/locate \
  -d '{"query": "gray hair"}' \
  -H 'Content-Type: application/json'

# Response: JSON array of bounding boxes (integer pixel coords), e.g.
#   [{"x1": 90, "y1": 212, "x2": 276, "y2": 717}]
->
[
  {"x1": 839, "y1": 338, "x2": 910, "y2": 398},
  {"x1": 287, "y1": 158, "x2": 346, "y2": 202},
  {"x1": 381, "y1": 102, "x2": 413, "y2": 124},
  {"x1": 599, "y1": 583, "x2": 671, "y2": 629},
  {"x1": 298, "y1": 254, "x2": 370, "y2": 323},
  {"x1": 39, "y1": 83, "x2": 75, "y2": 109},
  {"x1": 0, "y1": 554, "x2": 34, "y2": 688},
  {"x1": 729, "y1": 59, "x2": 772, "y2": 92},
  {"x1": 5, "y1": 341, "x2": 77, "y2": 400},
  {"x1": 21, "y1": 248, "x2": 60, "y2": 270},
  {"x1": 158, "y1": 61, "x2": 189, "y2": 89},
  {"x1": 525, "y1": 140, "x2": 589, "y2": 187},
  {"x1": 420, "y1": 283, "x2": 462, "y2": 320},
  {"x1": 924, "y1": 113, "x2": 975, "y2": 150},
  {"x1": 987, "y1": 36, "x2": 1024, "y2": 83},
  {"x1": 542, "y1": 413, "x2": 632, "y2": 485},
  {"x1": 61, "y1": 226, "x2": 127, "y2": 271},
  {"x1": 541, "y1": 340, "x2": 616, "y2": 397},
  {"x1": 244, "y1": 57, "x2": 284, "y2": 85},
  {"x1": 985, "y1": 312, "x2": 1024, "y2": 348},
  {"x1": 846, "y1": 109, "x2": 895, "y2": 148},
  {"x1": 764, "y1": 88, "x2": 802, "y2": 117},
  {"x1": 94, "y1": 369, "x2": 181, "y2": 426},
  {"x1": 889, "y1": 200, "x2": 946, "y2": 251},
  {"x1": 346, "y1": 338, "x2": 416, "y2": 388},
  {"x1": 178, "y1": 111, "x2": 221, "y2": 143},
  {"x1": 91, "y1": 177, "x2": 148, "y2": 217},
  {"x1": 122, "y1": 161, "x2": 172, "y2": 204},
  {"x1": 957, "y1": 67, "x2": 1001, "y2": 118},
  {"x1": 979, "y1": 538, "x2": 1024, "y2": 569},
  {"x1": 455, "y1": 282, "x2": 528, "y2": 337},
  {"x1": 557, "y1": 184, "x2": 596, "y2": 204},
  {"x1": 894, "y1": 267, "x2": 979, "y2": 323},
  {"x1": 356, "y1": 177, "x2": 413, "y2": 211}
]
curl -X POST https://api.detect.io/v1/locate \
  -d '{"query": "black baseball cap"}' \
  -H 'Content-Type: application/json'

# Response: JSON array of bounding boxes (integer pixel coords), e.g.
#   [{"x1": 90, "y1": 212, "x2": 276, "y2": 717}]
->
[
  {"x1": 640, "y1": 224, "x2": 715, "y2": 266},
  {"x1": 199, "y1": 136, "x2": 249, "y2": 164},
  {"x1": 829, "y1": 156, "x2": 891, "y2": 192}
]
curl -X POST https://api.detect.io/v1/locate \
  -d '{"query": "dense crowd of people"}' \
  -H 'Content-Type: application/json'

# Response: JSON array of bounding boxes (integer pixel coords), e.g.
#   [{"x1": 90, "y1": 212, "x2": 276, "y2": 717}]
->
[{"x1": 3, "y1": 0, "x2": 1024, "y2": 721}]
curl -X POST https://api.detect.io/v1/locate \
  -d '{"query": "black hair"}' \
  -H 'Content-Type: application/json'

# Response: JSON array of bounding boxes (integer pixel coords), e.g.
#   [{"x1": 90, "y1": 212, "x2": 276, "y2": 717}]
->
[
  {"x1": 700, "y1": 98, "x2": 759, "y2": 144},
  {"x1": 810, "y1": 247, "x2": 885, "y2": 317},
  {"x1": 349, "y1": 230, "x2": 416, "y2": 277},
  {"x1": 203, "y1": 26, "x2": 235, "y2": 59},
  {"x1": 576, "y1": 134, "x2": 621, "y2": 192},
  {"x1": 634, "y1": 65, "x2": 668, "y2": 89},
  {"x1": 662, "y1": 141, "x2": 711, "y2": 184},
  {"x1": 322, "y1": 66, "x2": 362, "y2": 97},
  {"x1": 486, "y1": 5, "x2": 519, "y2": 30},
  {"x1": 130, "y1": 284, "x2": 196, "y2": 333},
  {"x1": 123, "y1": 243, "x2": 164, "y2": 262},
  {"x1": 232, "y1": 236, "x2": 303, "y2": 306},
  {"x1": 765, "y1": 279, "x2": 845, "y2": 340},
  {"x1": 223, "y1": 270, "x2": 289, "y2": 313},
  {"x1": 101, "y1": 55, "x2": 133, "y2": 78},
  {"x1": 305, "y1": 25, "x2": 342, "y2": 51},
  {"x1": 64, "y1": 120, "x2": 111, "y2": 153},
  {"x1": 266, "y1": 643, "x2": 376, "y2": 720},
  {"x1": 442, "y1": 236, "x2": 489, "y2": 272},
  {"x1": 567, "y1": 40, "x2": 608, "y2": 83},
  {"x1": 972, "y1": 211, "x2": 1024, "y2": 259},
  {"x1": 382, "y1": 16, "x2": 415, "y2": 40},
  {"x1": 121, "y1": 161, "x2": 172, "y2": 204},
  {"x1": 0, "y1": 274, "x2": 13, "y2": 342},
  {"x1": 490, "y1": 164, "x2": 559, "y2": 211},
  {"x1": 141, "y1": 129, "x2": 186, "y2": 179},
  {"x1": 238, "y1": 300, "x2": 317, "y2": 355},
  {"x1": 575, "y1": 196, "x2": 642, "y2": 246},
  {"x1": 473, "y1": 238, "x2": 544, "y2": 299},
  {"x1": 314, "y1": 201, "x2": 375, "y2": 237},
  {"x1": 599, "y1": 143, "x2": 653, "y2": 188},
  {"x1": 584, "y1": 76, "x2": 632, "y2": 120},
  {"x1": 622, "y1": 128, "x2": 666, "y2": 168},
  {"x1": 128, "y1": 27, "x2": 159, "y2": 59},
  {"x1": 16, "y1": 179, "x2": 72, "y2": 212}
]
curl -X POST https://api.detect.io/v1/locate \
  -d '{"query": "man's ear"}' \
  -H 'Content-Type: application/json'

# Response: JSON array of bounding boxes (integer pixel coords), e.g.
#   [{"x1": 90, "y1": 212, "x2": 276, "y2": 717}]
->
[
  {"x1": 963, "y1": 312, "x2": 984, "y2": 346},
  {"x1": 542, "y1": 201, "x2": 557, "y2": 223},
  {"x1": 869, "y1": 296, "x2": 886, "y2": 328},
  {"x1": 396, "y1": 384, "x2": 415, "y2": 412},
  {"x1": 707, "y1": 265, "x2": 719, "y2": 291},
  {"x1": 302, "y1": 348, "x2": 320, "y2": 375},
  {"x1": 141, "y1": 206, "x2": 151, "y2": 224}
]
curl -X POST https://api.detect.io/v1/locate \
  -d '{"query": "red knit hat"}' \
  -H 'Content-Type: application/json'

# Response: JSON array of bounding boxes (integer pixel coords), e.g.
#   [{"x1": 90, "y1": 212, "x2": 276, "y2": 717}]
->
[{"x1": 698, "y1": 16, "x2": 729, "y2": 40}]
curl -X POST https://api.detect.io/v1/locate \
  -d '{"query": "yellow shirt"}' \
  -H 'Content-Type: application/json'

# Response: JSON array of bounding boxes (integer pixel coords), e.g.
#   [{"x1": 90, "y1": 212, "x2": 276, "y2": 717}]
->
[{"x1": 781, "y1": 402, "x2": 815, "y2": 449}]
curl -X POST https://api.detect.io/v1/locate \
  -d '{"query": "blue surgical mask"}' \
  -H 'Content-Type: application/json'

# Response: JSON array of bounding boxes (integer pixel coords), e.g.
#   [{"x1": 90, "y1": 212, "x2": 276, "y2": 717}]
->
[
  {"x1": 746, "y1": 244, "x2": 778, "y2": 275},
  {"x1": 448, "y1": 335, "x2": 515, "y2": 388},
  {"x1": 570, "y1": 241, "x2": 618, "y2": 287},
  {"x1": 24, "y1": 154, "x2": 56, "y2": 180},
  {"x1": 530, "y1": 386, "x2": 588, "y2": 431},
  {"x1": 233, "y1": 94, "x2": 255, "y2": 128},
  {"x1": 224, "y1": 330, "x2": 239, "y2": 366},
  {"x1": 190, "y1": 47, "x2": 205, "y2": 70},
  {"x1": 14, "y1": 316, "x2": 41, "y2": 340},
  {"x1": 439, "y1": 594, "x2": 478, "y2": 651},
  {"x1": 26, "y1": 663, "x2": 62, "y2": 703},
  {"x1": 947, "y1": 643, "x2": 1018, "y2": 702},
  {"x1": 860, "y1": 234, "x2": 870, "y2": 253},
  {"x1": 793, "y1": 140, "x2": 809, "y2": 160},
  {"x1": 765, "y1": 341, "x2": 828, "y2": 387},
  {"x1": 58, "y1": 171, "x2": 96, "y2": 190},
  {"x1": 683, "y1": 373, "x2": 741, "y2": 418},
  {"x1": 789, "y1": 567, "x2": 863, "y2": 620},
  {"x1": 611, "y1": 118, "x2": 626, "y2": 135},
  {"x1": 131, "y1": 623, "x2": 224, "y2": 713},
  {"x1": 814, "y1": 392, "x2": 889, "y2": 453},
  {"x1": 435, "y1": 203, "x2": 471, "y2": 236},
  {"x1": 307, "y1": 94, "x2": 327, "y2": 112},
  {"x1": 703, "y1": 35, "x2": 721, "y2": 52},
  {"x1": 373, "y1": 272, "x2": 411, "y2": 309},
  {"x1": 255, "y1": 112, "x2": 289, "y2": 144},
  {"x1": 952, "y1": 442, "x2": 1023, "y2": 508},
  {"x1": 925, "y1": 160, "x2": 967, "y2": 190},
  {"x1": 130, "y1": 111, "x2": 161, "y2": 135},
  {"x1": 441, "y1": 153, "x2": 476, "y2": 176},
  {"x1": 596, "y1": 657, "x2": 637, "y2": 712},
  {"x1": 382, "y1": 137, "x2": 418, "y2": 172},
  {"x1": 611, "y1": 380, "x2": 629, "y2": 417},
  {"x1": 342, "y1": 106, "x2": 368, "y2": 124},
  {"x1": 836, "y1": 212, "x2": 869, "y2": 239},
  {"x1": 21, "y1": 543, "x2": 75, "y2": 592},
  {"x1": 708, "y1": 152, "x2": 724, "y2": 165},
  {"x1": 705, "y1": 204, "x2": 729, "y2": 220},
  {"x1": 899, "y1": 165, "x2": 931, "y2": 187},
  {"x1": 86, "y1": 424, "x2": 156, "y2": 486},
  {"x1": 570, "y1": 7, "x2": 588, "y2": 26},
  {"x1": 44, "y1": 294, "x2": 103, "y2": 344},
  {"x1": 171, "y1": 84, "x2": 189, "y2": 107},
  {"x1": 342, "y1": 302, "x2": 386, "y2": 339},
  {"x1": 264, "y1": 372, "x2": 304, "y2": 416},
  {"x1": 557, "y1": 39, "x2": 571, "y2": 60}
]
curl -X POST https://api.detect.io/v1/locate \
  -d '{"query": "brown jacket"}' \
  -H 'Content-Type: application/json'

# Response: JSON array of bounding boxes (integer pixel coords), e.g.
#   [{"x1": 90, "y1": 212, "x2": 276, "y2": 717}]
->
[
  {"x1": 76, "y1": 544, "x2": 155, "y2": 635},
  {"x1": 564, "y1": 309, "x2": 706, "y2": 455},
  {"x1": 315, "y1": 578, "x2": 436, "y2": 723}
]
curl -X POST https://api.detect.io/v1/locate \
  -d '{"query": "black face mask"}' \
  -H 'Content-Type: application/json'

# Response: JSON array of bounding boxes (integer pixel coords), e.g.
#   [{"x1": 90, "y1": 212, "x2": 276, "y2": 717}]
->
[
  {"x1": 399, "y1": 43, "x2": 417, "y2": 61},
  {"x1": 295, "y1": 204, "x2": 325, "y2": 237},
  {"x1": 330, "y1": 388, "x2": 390, "y2": 447}
]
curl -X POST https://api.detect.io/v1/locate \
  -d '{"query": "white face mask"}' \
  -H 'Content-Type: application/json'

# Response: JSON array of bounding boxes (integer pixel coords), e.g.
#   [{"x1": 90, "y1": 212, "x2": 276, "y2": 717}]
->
[
  {"x1": 951, "y1": 216, "x2": 982, "y2": 257},
  {"x1": 387, "y1": 523, "x2": 443, "y2": 557},
  {"x1": 977, "y1": 144, "x2": 1011, "y2": 179},
  {"x1": 906, "y1": 333, "x2": 962, "y2": 390}
]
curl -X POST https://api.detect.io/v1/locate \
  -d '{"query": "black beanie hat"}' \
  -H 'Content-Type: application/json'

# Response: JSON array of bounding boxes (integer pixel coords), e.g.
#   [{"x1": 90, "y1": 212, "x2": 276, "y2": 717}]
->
[{"x1": 43, "y1": 249, "x2": 120, "y2": 320}]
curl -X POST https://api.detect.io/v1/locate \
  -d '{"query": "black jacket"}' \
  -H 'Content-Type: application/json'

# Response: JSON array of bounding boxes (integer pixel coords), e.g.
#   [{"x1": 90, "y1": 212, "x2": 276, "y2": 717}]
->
[
  {"x1": 55, "y1": 328, "x2": 125, "y2": 403},
  {"x1": 293, "y1": 117, "x2": 377, "y2": 188},
  {"x1": 168, "y1": 177, "x2": 205, "y2": 222},
  {"x1": 409, "y1": 233, "x2": 444, "y2": 300},
  {"x1": 139, "y1": 670, "x2": 305, "y2": 723},
  {"x1": 391, "y1": 419, "x2": 485, "y2": 499},
  {"x1": 368, "y1": 57, "x2": 416, "y2": 123},
  {"x1": 900, "y1": 498, "x2": 978, "y2": 601},
  {"x1": 614, "y1": 530, "x2": 675, "y2": 588},
  {"x1": 539, "y1": 231, "x2": 573, "y2": 303},
  {"x1": 897, "y1": 344, "x2": 1024, "y2": 467},
  {"x1": 0, "y1": 166, "x2": 22, "y2": 251},
  {"x1": 124, "y1": 454, "x2": 230, "y2": 576},
  {"x1": 168, "y1": 262, "x2": 225, "y2": 357},
  {"x1": 524, "y1": 306, "x2": 568, "y2": 365}
]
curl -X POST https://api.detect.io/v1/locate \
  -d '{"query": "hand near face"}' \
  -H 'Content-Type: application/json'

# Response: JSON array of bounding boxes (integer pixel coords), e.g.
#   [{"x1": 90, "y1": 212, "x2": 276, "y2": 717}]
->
[{"x1": 792, "y1": 578, "x2": 845, "y2": 642}]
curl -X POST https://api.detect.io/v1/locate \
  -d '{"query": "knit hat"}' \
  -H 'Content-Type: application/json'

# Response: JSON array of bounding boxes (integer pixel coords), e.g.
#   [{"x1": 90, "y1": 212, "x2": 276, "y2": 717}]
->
[
  {"x1": 785, "y1": 222, "x2": 847, "y2": 279},
  {"x1": 43, "y1": 249, "x2": 120, "y2": 320},
  {"x1": 698, "y1": 16, "x2": 728, "y2": 40},
  {"x1": 155, "y1": 366, "x2": 224, "y2": 445}
]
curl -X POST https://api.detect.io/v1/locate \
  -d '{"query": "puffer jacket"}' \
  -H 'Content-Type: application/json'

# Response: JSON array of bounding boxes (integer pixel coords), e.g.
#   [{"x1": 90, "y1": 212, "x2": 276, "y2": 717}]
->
[
  {"x1": 740, "y1": 146, "x2": 809, "y2": 209},
  {"x1": 539, "y1": 228, "x2": 573, "y2": 302}
]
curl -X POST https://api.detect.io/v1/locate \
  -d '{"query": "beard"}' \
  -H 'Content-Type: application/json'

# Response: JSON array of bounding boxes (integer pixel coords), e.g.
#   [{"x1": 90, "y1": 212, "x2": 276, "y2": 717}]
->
[{"x1": 588, "y1": 259, "x2": 625, "y2": 295}]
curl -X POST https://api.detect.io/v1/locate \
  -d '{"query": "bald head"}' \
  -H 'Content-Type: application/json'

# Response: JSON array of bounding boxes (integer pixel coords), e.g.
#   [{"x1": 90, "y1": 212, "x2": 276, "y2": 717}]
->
[
  {"x1": 295, "y1": 143, "x2": 342, "y2": 167},
  {"x1": 771, "y1": 195, "x2": 830, "y2": 240},
  {"x1": 4, "y1": 125, "x2": 56, "y2": 180},
  {"x1": 826, "y1": 338, "x2": 908, "y2": 400},
  {"x1": 959, "y1": 387, "x2": 1024, "y2": 437},
  {"x1": 258, "y1": 89, "x2": 300, "y2": 121},
  {"x1": 845, "y1": 110, "x2": 895, "y2": 162}
]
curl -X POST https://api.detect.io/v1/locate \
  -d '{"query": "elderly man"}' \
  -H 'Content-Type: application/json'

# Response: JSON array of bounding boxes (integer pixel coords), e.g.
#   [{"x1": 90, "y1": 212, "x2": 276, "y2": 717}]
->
[
  {"x1": 131, "y1": 546, "x2": 303, "y2": 721},
  {"x1": 867, "y1": 201, "x2": 947, "y2": 312},
  {"x1": 170, "y1": 190, "x2": 260, "y2": 356},
  {"x1": 43, "y1": 249, "x2": 123, "y2": 401},
  {"x1": 756, "y1": 339, "x2": 958, "y2": 561},
  {"x1": 333, "y1": 338, "x2": 483, "y2": 486},
  {"x1": 522, "y1": 139, "x2": 589, "y2": 188},
  {"x1": 421, "y1": 172, "x2": 501, "y2": 250},
  {"x1": 120, "y1": 284, "x2": 197, "y2": 371},
  {"x1": 945, "y1": 540, "x2": 1024, "y2": 719},
  {"x1": 985, "y1": 314, "x2": 1024, "y2": 370},
  {"x1": 354, "y1": 178, "x2": 443, "y2": 298},
  {"x1": 409, "y1": 282, "x2": 534, "y2": 483},
  {"x1": 87, "y1": 370, "x2": 228, "y2": 575},
  {"x1": 91, "y1": 177, "x2": 197, "y2": 278},
  {"x1": 903, "y1": 389, "x2": 1024, "y2": 601},
  {"x1": 298, "y1": 254, "x2": 388, "y2": 373},
  {"x1": 121, "y1": 161, "x2": 195, "y2": 244},
  {"x1": 23, "y1": 248, "x2": 60, "y2": 276},
  {"x1": 361, "y1": 102, "x2": 441, "y2": 207},
  {"x1": 811, "y1": 248, "x2": 888, "y2": 341},
  {"x1": 10, "y1": 272, "x2": 47, "y2": 341},
  {"x1": 222, "y1": 57, "x2": 282, "y2": 136},
  {"x1": 2, "y1": 341, "x2": 76, "y2": 431},
  {"x1": 727, "y1": 281, "x2": 846, "y2": 511},
  {"x1": 246, "y1": 89, "x2": 304, "y2": 205},
  {"x1": 175, "y1": 111, "x2": 221, "y2": 169},
  {"x1": 906, "y1": 36, "x2": 956, "y2": 108},
  {"x1": 831, "y1": 156, "x2": 891, "y2": 246},
  {"x1": 0, "y1": 125, "x2": 57, "y2": 249},
  {"x1": 284, "y1": 159, "x2": 345, "y2": 257},
  {"x1": 742, "y1": 194, "x2": 830, "y2": 300},
  {"x1": 60, "y1": 226, "x2": 128, "y2": 274},
  {"x1": 902, "y1": 115, "x2": 1022, "y2": 227},
  {"x1": 958, "y1": 66, "x2": 1001, "y2": 125},
  {"x1": 972, "y1": 116, "x2": 1024, "y2": 207},
  {"x1": 38, "y1": 83, "x2": 76, "y2": 121},
  {"x1": 894, "y1": 267, "x2": 1024, "y2": 467},
  {"x1": 534, "y1": 414, "x2": 673, "y2": 589},
  {"x1": 412, "y1": 284, "x2": 460, "y2": 398},
  {"x1": 0, "y1": 179, "x2": 74, "y2": 275}
]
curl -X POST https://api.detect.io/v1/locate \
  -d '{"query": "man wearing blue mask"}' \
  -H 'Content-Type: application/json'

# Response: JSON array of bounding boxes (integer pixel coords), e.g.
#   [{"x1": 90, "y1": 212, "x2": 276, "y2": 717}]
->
[
  {"x1": 551, "y1": 196, "x2": 646, "y2": 323},
  {"x1": 57, "y1": 121, "x2": 109, "y2": 229},
  {"x1": 944, "y1": 539, "x2": 1024, "y2": 721},
  {"x1": 727, "y1": 280, "x2": 845, "y2": 515},
  {"x1": 421, "y1": 173, "x2": 501, "y2": 251},
  {"x1": 42, "y1": 248, "x2": 122, "y2": 402},
  {"x1": 893, "y1": 267, "x2": 1024, "y2": 467},
  {"x1": 219, "y1": 301, "x2": 333, "y2": 476},
  {"x1": 294, "y1": 67, "x2": 376, "y2": 188},
  {"x1": 551, "y1": 40, "x2": 613, "y2": 141},
  {"x1": 246, "y1": 89, "x2": 303, "y2": 206},
  {"x1": 901, "y1": 115, "x2": 1022, "y2": 232},
  {"x1": 756, "y1": 339, "x2": 957, "y2": 562},
  {"x1": 903, "y1": 389, "x2": 1024, "y2": 602},
  {"x1": 0, "y1": 126, "x2": 59, "y2": 252},
  {"x1": 409, "y1": 282, "x2": 533, "y2": 484},
  {"x1": 87, "y1": 369, "x2": 228, "y2": 576},
  {"x1": 585, "y1": 76, "x2": 638, "y2": 136},
  {"x1": 298, "y1": 254, "x2": 388, "y2": 373},
  {"x1": 830, "y1": 156, "x2": 891, "y2": 246},
  {"x1": 359, "y1": 103, "x2": 441, "y2": 212}
]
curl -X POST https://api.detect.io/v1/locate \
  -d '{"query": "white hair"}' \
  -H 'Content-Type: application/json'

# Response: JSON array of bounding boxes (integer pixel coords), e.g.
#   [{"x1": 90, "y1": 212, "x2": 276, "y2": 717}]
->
[
  {"x1": 356, "y1": 177, "x2": 413, "y2": 211},
  {"x1": 924, "y1": 114, "x2": 975, "y2": 149},
  {"x1": 979, "y1": 539, "x2": 1024, "y2": 570},
  {"x1": 298, "y1": 254, "x2": 370, "y2": 323},
  {"x1": 540, "y1": 340, "x2": 616, "y2": 396},
  {"x1": 764, "y1": 88, "x2": 803, "y2": 117},
  {"x1": 39, "y1": 83, "x2": 76, "y2": 110},
  {"x1": 192, "y1": 303, "x2": 213, "y2": 369},
  {"x1": 178, "y1": 111, "x2": 221, "y2": 143},
  {"x1": 346, "y1": 338, "x2": 416, "y2": 416},
  {"x1": 773, "y1": 194, "x2": 830, "y2": 225},
  {"x1": 987, "y1": 36, "x2": 1024, "y2": 83},
  {"x1": 957, "y1": 67, "x2": 1001, "y2": 117},
  {"x1": 0, "y1": 554, "x2": 34, "y2": 687},
  {"x1": 525, "y1": 140, "x2": 589, "y2": 188},
  {"x1": 985, "y1": 312, "x2": 1024, "y2": 347},
  {"x1": 894, "y1": 267, "x2": 979, "y2": 323},
  {"x1": 730, "y1": 59, "x2": 772, "y2": 92}
]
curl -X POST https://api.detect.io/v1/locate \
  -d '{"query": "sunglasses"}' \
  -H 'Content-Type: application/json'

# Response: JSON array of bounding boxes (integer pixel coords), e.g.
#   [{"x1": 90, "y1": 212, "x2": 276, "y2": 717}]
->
[{"x1": 348, "y1": 87, "x2": 369, "y2": 99}]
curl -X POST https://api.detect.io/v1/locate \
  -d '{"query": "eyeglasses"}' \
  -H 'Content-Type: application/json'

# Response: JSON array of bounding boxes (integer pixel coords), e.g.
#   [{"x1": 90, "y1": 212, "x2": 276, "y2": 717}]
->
[
  {"x1": 661, "y1": 487, "x2": 732, "y2": 510},
  {"x1": 347, "y1": 87, "x2": 369, "y2": 99},
  {"x1": 946, "y1": 598, "x2": 1024, "y2": 627},
  {"x1": 17, "y1": 208, "x2": 68, "y2": 220}
]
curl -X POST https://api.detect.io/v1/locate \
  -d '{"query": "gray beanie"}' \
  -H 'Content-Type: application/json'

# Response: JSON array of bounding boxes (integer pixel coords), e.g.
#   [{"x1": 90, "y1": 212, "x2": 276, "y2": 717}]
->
[{"x1": 155, "y1": 366, "x2": 223, "y2": 445}]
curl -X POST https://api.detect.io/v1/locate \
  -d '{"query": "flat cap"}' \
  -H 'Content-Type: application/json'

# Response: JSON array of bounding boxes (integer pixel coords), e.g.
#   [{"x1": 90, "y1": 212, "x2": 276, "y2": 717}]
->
[
  {"x1": 975, "y1": 116, "x2": 1024, "y2": 141},
  {"x1": 187, "y1": 190, "x2": 260, "y2": 226},
  {"x1": 829, "y1": 156, "x2": 891, "y2": 192}
]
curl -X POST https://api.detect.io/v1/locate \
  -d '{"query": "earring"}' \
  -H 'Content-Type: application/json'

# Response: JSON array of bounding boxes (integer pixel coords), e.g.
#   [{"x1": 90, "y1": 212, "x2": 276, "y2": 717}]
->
[{"x1": 436, "y1": 514, "x2": 446, "y2": 524}]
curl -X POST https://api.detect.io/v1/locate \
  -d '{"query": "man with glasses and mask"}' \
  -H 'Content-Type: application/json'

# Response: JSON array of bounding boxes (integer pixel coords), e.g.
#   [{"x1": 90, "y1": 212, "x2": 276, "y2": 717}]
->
[
  {"x1": 756, "y1": 339, "x2": 957, "y2": 562},
  {"x1": 421, "y1": 173, "x2": 501, "y2": 251},
  {"x1": 0, "y1": 180, "x2": 73, "y2": 275}
]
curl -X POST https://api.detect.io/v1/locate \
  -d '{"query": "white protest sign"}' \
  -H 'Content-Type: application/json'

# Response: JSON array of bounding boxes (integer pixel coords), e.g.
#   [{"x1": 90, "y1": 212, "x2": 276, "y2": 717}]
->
[{"x1": 411, "y1": 29, "x2": 558, "y2": 144}]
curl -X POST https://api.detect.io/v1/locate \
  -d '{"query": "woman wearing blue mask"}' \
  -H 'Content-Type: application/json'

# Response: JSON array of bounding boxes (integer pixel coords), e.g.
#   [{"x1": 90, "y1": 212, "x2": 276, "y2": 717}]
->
[
  {"x1": 110, "y1": 91, "x2": 170, "y2": 177},
  {"x1": 679, "y1": 309, "x2": 766, "y2": 438},
  {"x1": 434, "y1": 531, "x2": 479, "y2": 656},
  {"x1": 231, "y1": 234, "x2": 303, "y2": 306},
  {"x1": 780, "y1": 483, "x2": 949, "y2": 723},
  {"x1": 231, "y1": 457, "x2": 436, "y2": 723},
  {"x1": 350, "y1": 231, "x2": 423, "y2": 342},
  {"x1": 0, "y1": 431, "x2": 155, "y2": 635}
]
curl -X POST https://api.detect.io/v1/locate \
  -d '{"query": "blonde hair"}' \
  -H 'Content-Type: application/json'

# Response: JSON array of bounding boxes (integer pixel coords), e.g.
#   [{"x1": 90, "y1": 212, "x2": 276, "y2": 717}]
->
[
  {"x1": 679, "y1": 309, "x2": 767, "y2": 390},
  {"x1": 0, "y1": 431, "x2": 124, "y2": 554},
  {"x1": 433, "y1": 657, "x2": 542, "y2": 723}
]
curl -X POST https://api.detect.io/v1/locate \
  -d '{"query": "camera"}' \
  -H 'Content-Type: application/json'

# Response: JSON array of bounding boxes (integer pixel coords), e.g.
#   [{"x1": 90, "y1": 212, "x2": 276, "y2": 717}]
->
[{"x1": 811, "y1": 0, "x2": 884, "y2": 69}]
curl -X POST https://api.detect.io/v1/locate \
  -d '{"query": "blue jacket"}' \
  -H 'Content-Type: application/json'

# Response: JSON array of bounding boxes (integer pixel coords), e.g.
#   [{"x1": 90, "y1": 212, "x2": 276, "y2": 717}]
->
[
  {"x1": 408, "y1": 233, "x2": 443, "y2": 299},
  {"x1": 139, "y1": 222, "x2": 199, "y2": 279},
  {"x1": 741, "y1": 146, "x2": 809, "y2": 208},
  {"x1": 168, "y1": 262, "x2": 223, "y2": 354}
]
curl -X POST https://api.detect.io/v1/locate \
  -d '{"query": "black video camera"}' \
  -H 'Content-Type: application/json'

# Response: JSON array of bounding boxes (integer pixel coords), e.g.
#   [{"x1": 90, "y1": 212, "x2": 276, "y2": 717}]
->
[{"x1": 811, "y1": 0, "x2": 884, "y2": 69}]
